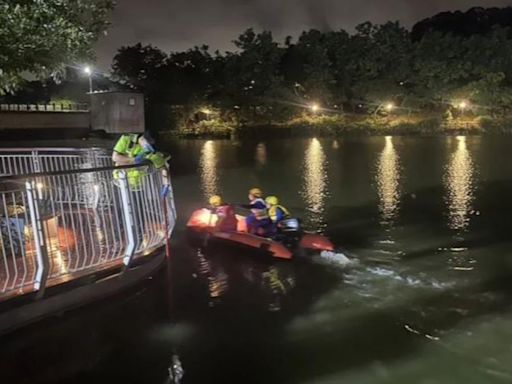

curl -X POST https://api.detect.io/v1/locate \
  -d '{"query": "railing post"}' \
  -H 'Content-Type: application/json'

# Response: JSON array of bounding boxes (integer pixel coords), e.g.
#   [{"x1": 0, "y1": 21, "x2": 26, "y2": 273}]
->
[
  {"x1": 31, "y1": 150, "x2": 41, "y2": 173},
  {"x1": 161, "y1": 168, "x2": 176, "y2": 238},
  {"x1": 118, "y1": 171, "x2": 136, "y2": 267},
  {"x1": 26, "y1": 181, "x2": 49, "y2": 298}
]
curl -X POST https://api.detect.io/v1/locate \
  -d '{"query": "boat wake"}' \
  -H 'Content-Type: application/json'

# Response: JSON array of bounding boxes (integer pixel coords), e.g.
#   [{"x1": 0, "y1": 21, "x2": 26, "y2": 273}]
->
[{"x1": 317, "y1": 251, "x2": 357, "y2": 268}]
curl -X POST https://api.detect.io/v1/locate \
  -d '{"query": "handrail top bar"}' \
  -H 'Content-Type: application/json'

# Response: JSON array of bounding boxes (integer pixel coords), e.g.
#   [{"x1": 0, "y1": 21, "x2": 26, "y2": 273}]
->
[
  {"x1": 0, "y1": 162, "x2": 155, "y2": 182},
  {"x1": 0, "y1": 147, "x2": 108, "y2": 153}
]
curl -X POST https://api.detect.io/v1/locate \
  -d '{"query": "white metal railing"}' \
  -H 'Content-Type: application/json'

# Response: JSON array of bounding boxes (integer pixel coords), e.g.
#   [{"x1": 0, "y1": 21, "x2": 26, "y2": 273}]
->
[
  {"x1": 0, "y1": 103, "x2": 89, "y2": 113},
  {"x1": 0, "y1": 150, "x2": 176, "y2": 301},
  {"x1": 0, "y1": 148, "x2": 111, "y2": 177}
]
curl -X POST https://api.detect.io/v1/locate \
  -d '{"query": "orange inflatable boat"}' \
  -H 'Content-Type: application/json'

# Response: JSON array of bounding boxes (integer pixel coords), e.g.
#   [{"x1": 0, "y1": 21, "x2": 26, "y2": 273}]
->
[{"x1": 186, "y1": 209, "x2": 334, "y2": 260}]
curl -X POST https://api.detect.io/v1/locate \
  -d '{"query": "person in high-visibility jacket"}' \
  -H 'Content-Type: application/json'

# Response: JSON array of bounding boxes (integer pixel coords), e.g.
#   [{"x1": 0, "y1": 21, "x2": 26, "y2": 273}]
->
[
  {"x1": 209, "y1": 195, "x2": 237, "y2": 232},
  {"x1": 265, "y1": 196, "x2": 290, "y2": 223},
  {"x1": 241, "y1": 188, "x2": 273, "y2": 237},
  {"x1": 112, "y1": 132, "x2": 160, "y2": 189},
  {"x1": 112, "y1": 132, "x2": 156, "y2": 166}
]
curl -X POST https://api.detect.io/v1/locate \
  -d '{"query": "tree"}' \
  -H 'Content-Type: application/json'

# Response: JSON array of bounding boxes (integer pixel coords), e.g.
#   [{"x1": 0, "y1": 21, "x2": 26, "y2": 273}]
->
[
  {"x1": 222, "y1": 29, "x2": 284, "y2": 122},
  {"x1": 166, "y1": 45, "x2": 214, "y2": 105},
  {"x1": 111, "y1": 43, "x2": 168, "y2": 93},
  {"x1": 0, "y1": 0, "x2": 114, "y2": 93},
  {"x1": 282, "y1": 30, "x2": 335, "y2": 104},
  {"x1": 412, "y1": 7, "x2": 512, "y2": 41}
]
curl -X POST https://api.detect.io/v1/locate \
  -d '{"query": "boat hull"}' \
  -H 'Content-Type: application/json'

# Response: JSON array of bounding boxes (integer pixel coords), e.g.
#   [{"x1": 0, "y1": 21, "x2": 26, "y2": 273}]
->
[{"x1": 186, "y1": 209, "x2": 334, "y2": 260}]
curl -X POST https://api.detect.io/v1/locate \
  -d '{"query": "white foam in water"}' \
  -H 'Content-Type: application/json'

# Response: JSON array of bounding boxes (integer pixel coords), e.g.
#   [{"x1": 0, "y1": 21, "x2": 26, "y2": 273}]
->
[
  {"x1": 320, "y1": 251, "x2": 354, "y2": 267},
  {"x1": 168, "y1": 354, "x2": 184, "y2": 384},
  {"x1": 366, "y1": 266, "x2": 453, "y2": 290}
]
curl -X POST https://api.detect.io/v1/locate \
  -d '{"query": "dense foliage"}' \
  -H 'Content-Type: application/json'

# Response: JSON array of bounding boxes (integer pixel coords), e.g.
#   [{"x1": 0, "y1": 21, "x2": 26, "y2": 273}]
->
[
  {"x1": 0, "y1": 0, "x2": 114, "y2": 93},
  {"x1": 111, "y1": 8, "x2": 512, "y2": 129}
]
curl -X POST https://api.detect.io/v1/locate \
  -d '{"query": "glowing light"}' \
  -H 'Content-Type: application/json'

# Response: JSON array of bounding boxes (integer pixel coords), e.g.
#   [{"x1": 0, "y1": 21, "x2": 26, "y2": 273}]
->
[
  {"x1": 36, "y1": 182, "x2": 44, "y2": 190},
  {"x1": 93, "y1": 184, "x2": 100, "y2": 192},
  {"x1": 301, "y1": 138, "x2": 328, "y2": 232},
  {"x1": 83, "y1": 66, "x2": 92, "y2": 75},
  {"x1": 255, "y1": 142, "x2": 267, "y2": 167},
  {"x1": 310, "y1": 103, "x2": 320, "y2": 113},
  {"x1": 376, "y1": 136, "x2": 401, "y2": 224},
  {"x1": 445, "y1": 136, "x2": 474, "y2": 231},
  {"x1": 199, "y1": 140, "x2": 218, "y2": 201},
  {"x1": 458, "y1": 101, "x2": 468, "y2": 110},
  {"x1": 385, "y1": 102, "x2": 395, "y2": 112},
  {"x1": 199, "y1": 210, "x2": 218, "y2": 226},
  {"x1": 201, "y1": 108, "x2": 212, "y2": 115}
]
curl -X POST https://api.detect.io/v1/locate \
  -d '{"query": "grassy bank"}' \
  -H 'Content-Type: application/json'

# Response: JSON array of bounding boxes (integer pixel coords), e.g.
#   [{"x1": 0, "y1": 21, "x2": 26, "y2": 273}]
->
[{"x1": 165, "y1": 114, "x2": 512, "y2": 139}]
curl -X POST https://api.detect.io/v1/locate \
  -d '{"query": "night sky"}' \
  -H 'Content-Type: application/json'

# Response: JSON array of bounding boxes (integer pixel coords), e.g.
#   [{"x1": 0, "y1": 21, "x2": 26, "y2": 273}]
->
[{"x1": 95, "y1": 0, "x2": 512, "y2": 69}]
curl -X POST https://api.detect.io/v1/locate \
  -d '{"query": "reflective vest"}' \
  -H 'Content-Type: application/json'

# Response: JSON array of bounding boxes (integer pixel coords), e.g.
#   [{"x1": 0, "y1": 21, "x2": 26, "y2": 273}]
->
[
  {"x1": 250, "y1": 198, "x2": 269, "y2": 220},
  {"x1": 112, "y1": 134, "x2": 145, "y2": 190},
  {"x1": 146, "y1": 152, "x2": 170, "y2": 169},
  {"x1": 113, "y1": 168, "x2": 145, "y2": 191},
  {"x1": 113, "y1": 134, "x2": 144, "y2": 158},
  {"x1": 268, "y1": 205, "x2": 290, "y2": 222}
]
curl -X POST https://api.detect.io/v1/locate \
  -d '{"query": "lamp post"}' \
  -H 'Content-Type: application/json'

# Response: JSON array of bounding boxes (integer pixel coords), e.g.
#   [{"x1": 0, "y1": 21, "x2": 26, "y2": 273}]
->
[{"x1": 83, "y1": 66, "x2": 93, "y2": 93}]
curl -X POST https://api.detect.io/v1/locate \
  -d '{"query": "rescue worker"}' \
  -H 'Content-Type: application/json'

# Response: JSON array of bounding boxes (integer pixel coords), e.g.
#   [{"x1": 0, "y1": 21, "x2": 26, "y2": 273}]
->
[
  {"x1": 242, "y1": 188, "x2": 273, "y2": 237},
  {"x1": 111, "y1": 132, "x2": 169, "y2": 247},
  {"x1": 112, "y1": 131, "x2": 156, "y2": 166},
  {"x1": 112, "y1": 131, "x2": 157, "y2": 190},
  {"x1": 208, "y1": 195, "x2": 238, "y2": 232},
  {"x1": 265, "y1": 196, "x2": 291, "y2": 224}
]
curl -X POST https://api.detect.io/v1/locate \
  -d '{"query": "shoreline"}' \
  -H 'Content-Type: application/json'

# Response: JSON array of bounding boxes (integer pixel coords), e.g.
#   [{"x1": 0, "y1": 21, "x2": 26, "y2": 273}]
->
[{"x1": 164, "y1": 117, "x2": 512, "y2": 140}]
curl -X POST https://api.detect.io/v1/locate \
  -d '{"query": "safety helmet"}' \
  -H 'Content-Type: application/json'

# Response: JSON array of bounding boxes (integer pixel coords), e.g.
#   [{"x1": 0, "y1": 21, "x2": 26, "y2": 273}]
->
[
  {"x1": 265, "y1": 196, "x2": 279, "y2": 206},
  {"x1": 209, "y1": 195, "x2": 223, "y2": 207},
  {"x1": 249, "y1": 188, "x2": 263, "y2": 198},
  {"x1": 142, "y1": 130, "x2": 156, "y2": 145}
]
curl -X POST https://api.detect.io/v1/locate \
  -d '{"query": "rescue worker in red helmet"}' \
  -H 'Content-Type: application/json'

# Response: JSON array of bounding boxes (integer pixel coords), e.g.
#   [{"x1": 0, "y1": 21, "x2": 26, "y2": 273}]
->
[{"x1": 209, "y1": 195, "x2": 238, "y2": 232}]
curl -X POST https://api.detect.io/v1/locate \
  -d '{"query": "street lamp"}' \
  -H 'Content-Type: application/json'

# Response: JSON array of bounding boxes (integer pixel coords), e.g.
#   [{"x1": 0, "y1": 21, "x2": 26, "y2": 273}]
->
[
  {"x1": 83, "y1": 66, "x2": 93, "y2": 93},
  {"x1": 310, "y1": 103, "x2": 320, "y2": 113},
  {"x1": 385, "y1": 102, "x2": 395, "y2": 112}
]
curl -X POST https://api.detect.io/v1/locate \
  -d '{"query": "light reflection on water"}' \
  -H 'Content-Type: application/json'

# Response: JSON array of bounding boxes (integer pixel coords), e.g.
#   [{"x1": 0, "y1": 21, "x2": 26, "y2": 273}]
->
[
  {"x1": 376, "y1": 136, "x2": 401, "y2": 225},
  {"x1": 196, "y1": 248, "x2": 296, "y2": 311},
  {"x1": 199, "y1": 140, "x2": 219, "y2": 200},
  {"x1": 255, "y1": 142, "x2": 267, "y2": 167},
  {"x1": 445, "y1": 136, "x2": 475, "y2": 231},
  {"x1": 301, "y1": 138, "x2": 329, "y2": 232}
]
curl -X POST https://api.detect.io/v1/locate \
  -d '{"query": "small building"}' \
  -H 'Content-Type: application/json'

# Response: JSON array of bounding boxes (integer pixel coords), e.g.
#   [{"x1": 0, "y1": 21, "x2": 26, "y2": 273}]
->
[{"x1": 90, "y1": 91, "x2": 145, "y2": 134}]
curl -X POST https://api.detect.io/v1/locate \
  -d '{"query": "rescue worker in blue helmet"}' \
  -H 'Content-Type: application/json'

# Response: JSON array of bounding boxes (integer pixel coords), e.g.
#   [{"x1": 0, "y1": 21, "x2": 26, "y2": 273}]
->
[{"x1": 241, "y1": 188, "x2": 273, "y2": 237}]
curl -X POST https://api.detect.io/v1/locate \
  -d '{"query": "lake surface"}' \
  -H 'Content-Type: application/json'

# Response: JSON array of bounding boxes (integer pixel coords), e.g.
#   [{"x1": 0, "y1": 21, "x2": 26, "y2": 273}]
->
[{"x1": 2, "y1": 136, "x2": 512, "y2": 383}]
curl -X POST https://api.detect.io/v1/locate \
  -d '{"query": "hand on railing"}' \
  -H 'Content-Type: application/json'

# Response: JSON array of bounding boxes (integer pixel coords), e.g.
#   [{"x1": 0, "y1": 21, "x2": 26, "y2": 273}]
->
[
  {"x1": 134, "y1": 153, "x2": 147, "y2": 165},
  {"x1": 161, "y1": 184, "x2": 170, "y2": 198}
]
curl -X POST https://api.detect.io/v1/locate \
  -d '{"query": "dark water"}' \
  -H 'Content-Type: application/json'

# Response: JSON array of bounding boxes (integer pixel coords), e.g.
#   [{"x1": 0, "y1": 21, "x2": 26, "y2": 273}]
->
[{"x1": 3, "y1": 136, "x2": 512, "y2": 383}]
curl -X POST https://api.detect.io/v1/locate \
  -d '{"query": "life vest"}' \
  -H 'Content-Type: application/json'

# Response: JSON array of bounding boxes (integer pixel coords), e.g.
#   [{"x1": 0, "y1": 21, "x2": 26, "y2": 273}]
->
[
  {"x1": 113, "y1": 134, "x2": 144, "y2": 158},
  {"x1": 215, "y1": 204, "x2": 238, "y2": 231},
  {"x1": 250, "y1": 198, "x2": 269, "y2": 220},
  {"x1": 268, "y1": 205, "x2": 290, "y2": 222}
]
